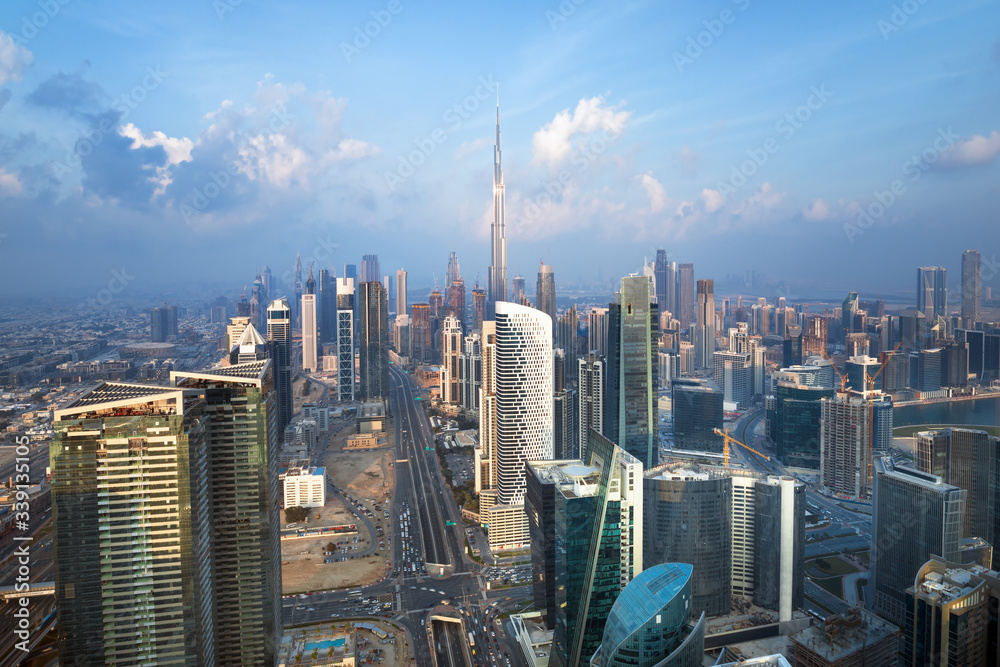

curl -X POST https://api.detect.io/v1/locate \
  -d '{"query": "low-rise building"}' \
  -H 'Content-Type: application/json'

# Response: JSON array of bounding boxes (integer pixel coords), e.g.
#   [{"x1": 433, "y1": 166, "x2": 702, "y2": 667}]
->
[{"x1": 283, "y1": 466, "x2": 326, "y2": 508}]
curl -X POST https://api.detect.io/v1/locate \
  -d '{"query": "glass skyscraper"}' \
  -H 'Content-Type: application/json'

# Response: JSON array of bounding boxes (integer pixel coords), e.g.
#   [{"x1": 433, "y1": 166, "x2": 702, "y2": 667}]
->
[
  {"x1": 266, "y1": 298, "x2": 292, "y2": 430},
  {"x1": 336, "y1": 278, "x2": 355, "y2": 402},
  {"x1": 615, "y1": 276, "x2": 658, "y2": 468},
  {"x1": 359, "y1": 281, "x2": 389, "y2": 400}
]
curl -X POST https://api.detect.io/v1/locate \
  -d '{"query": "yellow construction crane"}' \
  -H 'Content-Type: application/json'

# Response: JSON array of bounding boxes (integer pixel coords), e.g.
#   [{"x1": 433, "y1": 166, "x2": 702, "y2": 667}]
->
[
  {"x1": 865, "y1": 341, "x2": 902, "y2": 393},
  {"x1": 714, "y1": 428, "x2": 770, "y2": 468}
]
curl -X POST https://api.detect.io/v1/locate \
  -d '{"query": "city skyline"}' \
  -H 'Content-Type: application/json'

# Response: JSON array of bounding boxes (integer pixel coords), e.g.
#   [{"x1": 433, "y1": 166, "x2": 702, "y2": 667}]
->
[{"x1": 0, "y1": 2, "x2": 998, "y2": 297}]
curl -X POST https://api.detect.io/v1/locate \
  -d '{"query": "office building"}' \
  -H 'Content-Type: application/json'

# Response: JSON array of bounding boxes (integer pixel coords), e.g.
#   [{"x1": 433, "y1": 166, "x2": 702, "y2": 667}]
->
[
  {"x1": 672, "y1": 379, "x2": 723, "y2": 452},
  {"x1": 526, "y1": 431, "x2": 643, "y2": 667},
  {"x1": 476, "y1": 321, "x2": 497, "y2": 495},
  {"x1": 293, "y1": 254, "x2": 303, "y2": 327},
  {"x1": 173, "y1": 361, "x2": 282, "y2": 666},
  {"x1": 446, "y1": 250, "x2": 460, "y2": 286},
  {"x1": 396, "y1": 268, "x2": 407, "y2": 317},
  {"x1": 677, "y1": 263, "x2": 695, "y2": 328},
  {"x1": 557, "y1": 304, "x2": 579, "y2": 375},
  {"x1": 753, "y1": 476, "x2": 805, "y2": 619},
  {"x1": 227, "y1": 315, "x2": 252, "y2": 355},
  {"x1": 842, "y1": 292, "x2": 859, "y2": 340},
  {"x1": 915, "y1": 428, "x2": 1000, "y2": 569},
  {"x1": 393, "y1": 314, "x2": 410, "y2": 359},
  {"x1": 869, "y1": 457, "x2": 966, "y2": 626},
  {"x1": 917, "y1": 266, "x2": 948, "y2": 321},
  {"x1": 472, "y1": 286, "x2": 487, "y2": 332},
  {"x1": 302, "y1": 267, "x2": 318, "y2": 373},
  {"x1": 487, "y1": 99, "x2": 508, "y2": 321},
  {"x1": 590, "y1": 563, "x2": 706, "y2": 667},
  {"x1": 940, "y1": 340, "x2": 969, "y2": 387},
  {"x1": 713, "y1": 350, "x2": 752, "y2": 408},
  {"x1": 448, "y1": 278, "x2": 466, "y2": 329},
  {"x1": 536, "y1": 263, "x2": 557, "y2": 330},
  {"x1": 578, "y1": 353, "x2": 604, "y2": 461},
  {"x1": 653, "y1": 249, "x2": 671, "y2": 312},
  {"x1": 962, "y1": 249, "x2": 981, "y2": 326},
  {"x1": 410, "y1": 302, "x2": 432, "y2": 363},
  {"x1": 459, "y1": 331, "x2": 482, "y2": 410},
  {"x1": 267, "y1": 298, "x2": 293, "y2": 431},
  {"x1": 150, "y1": 304, "x2": 178, "y2": 342},
  {"x1": 359, "y1": 281, "x2": 389, "y2": 400},
  {"x1": 553, "y1": 385, "x2": 577, "y2": 460},
  {"x1": 440, "y1": 314, "x2": 462, "y2": 404},
  {"x1": 695, "y1": 279, "x2": 715, "y2": 368},
  {"x1": 612, "y1": 276, "x2": 659, "y2": 468},
  {"x1": 904, "y1": 556, "x2": 999, "y2": 667},
  {"x1": 335, "y1": 278, "x2": 355, "y2": 402},
  {"x1": 359, "y1": 253, "x2": 380, "y2": 284},
  {"x1": 588, "y1": 306, "x2": 610, "y2": 356},
  {"x1": 643, "y1": 466, "x2": 731, "y2": 617},
  {"x1": 52, "y1": 383, "x2": 216, "y2": 665},
  {"x1": 783, "y1": 325, "x2": 803, "y2": 367},
  {"x1": 319, "y1": 268, "x2": 337, "y2": 344},
  {"x1": 900, "y1": 308, "x2": 928, "y2": 351},
  {"x1": 283, "y1": 466, "x2": 326, "y2": 508},
  {"x1": 769, "y1": 381, "x2": 832, "y2": 469},
  {"x1": 844, "y1": 355, "x2": 880, "y2": 393}
]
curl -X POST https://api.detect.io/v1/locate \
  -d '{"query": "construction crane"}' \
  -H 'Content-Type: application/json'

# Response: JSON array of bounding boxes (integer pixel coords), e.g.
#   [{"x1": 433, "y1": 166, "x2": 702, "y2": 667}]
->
[
  {"x1": 865, "y1": 341, "x2": 902, "y2": 394},
  {"x1": 821, "y1": 347, "x2": 850, "y2": 393},
  {"x1": 714, "y1": 428, "x2": 770, "y2": 469}
]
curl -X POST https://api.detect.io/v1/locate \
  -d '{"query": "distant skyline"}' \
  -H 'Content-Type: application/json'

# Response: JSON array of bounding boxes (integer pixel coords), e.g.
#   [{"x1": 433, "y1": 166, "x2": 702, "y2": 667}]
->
[{"x1": 0, "y1": 1, "x2": 998, "y2": 297}]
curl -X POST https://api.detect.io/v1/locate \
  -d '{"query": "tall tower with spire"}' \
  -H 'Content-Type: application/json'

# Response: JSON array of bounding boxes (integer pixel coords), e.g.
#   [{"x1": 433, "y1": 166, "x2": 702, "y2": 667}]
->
[{"x1": 487, "y1": 90, "x2": 508, "y2": 321}]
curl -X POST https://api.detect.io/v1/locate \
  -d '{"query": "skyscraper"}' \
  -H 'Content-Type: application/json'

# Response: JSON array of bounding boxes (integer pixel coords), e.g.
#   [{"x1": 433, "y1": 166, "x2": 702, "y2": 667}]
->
[
  {"x1": 869, "y1": 457, "x2": 966, "y2": 627},
  {"x1": 677, "y1": 263, "x2": 695, "y2": 328},
  {"x1": 672, "y1": 379, "x2": 723, "y2": 452},
  {"x1": 359, "y1": 281, "x2": 389, "y2": 400},
  {"x1": 752, "y1": 476, "x2": 805, "y2": 620},
  {"x1": 578, "y1": 353, "x2": 604, "y2": 460},
  {"x1": 536, "y1": 263, "x2": 556, "y2": 328},
  {"x1": 511, "y1": 274, "x2": 526, "y2": 303},
  {"x1": 917, "y1": 266, "x2": 948, "y2": 321},
  {"x1": 173, "y1": 361, "x2": 282, "y2": 667},
  {"x1": 360, "y1": 253, "x2": 380, "y2": 284},
  {"x1": 446, "y1": 250, "x2": 460, "y2": 287},
  {"x1": 319, "y1": 268, "x2": 337, "y2": 344},
  {"x1": 477, "y1": 321, "x2": 497, "y2": 496},
  {"x1": 302, "y1": 266, "x2": 318, "y2": 373},
  {"x1": 447, "y1": 278, "x2": 466, "y2": 329},
  {"x1": 557, "y1": 304, "x2": 578, "y2": 374},
  {"x1": 396, "y1": 268, "x2": 408, "y2": 317},
  {"x1": 487, "y1": 96, "x2": 508, "y2": 321},
  {"x1": 819, "y1": 391, "x2": 892, "y2": 499},
  {"x1": 52, "y1": 383, "x2": 216, "y2": 665},
  {"x1": 695, "y1": 279, "x2": 715, "y2": 368},
  {"x1": 613, "y1": 276, "x2": 659, "y2": 468},
  {"x1": 842, "y1": 291, "x2": 859, "y2": 340},
  {"x1": 962, "y1": 249, "x2": 981, "y2": 326},
  {"x1": 267, "y1": 297, "x2": 293, "y2": 431},
  {"x1": 335, "y1": 278, "x2": 355, "y2": 402},
  {"x1": 293, "y1": 252, "x2": 303, "y2": 327},
  {"x1": 440, "y1": 314, "x2": 462, "y2": 404},
  {"x1": 654, "y1": 249, "x2": 669, "y2": 308},
  {"x1": 472, "y1": 285, "x2": 487, "y2": 332},
  {"x1": 410, "y1": 303, "x2": 432, "y2": 363},
  {"x1": 587, "y1": 306, "x2": 609, "y2": 356},
  {"x1": 459, "y1": 331, "x2": 482, "y2": 410}
]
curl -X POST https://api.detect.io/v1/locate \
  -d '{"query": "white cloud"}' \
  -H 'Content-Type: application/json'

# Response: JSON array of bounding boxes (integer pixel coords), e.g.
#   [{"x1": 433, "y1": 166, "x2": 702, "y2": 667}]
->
[
  {"x1": 0, "y1": 31, "x2": 32, "y2": 86},
  {"x1": 238, "y1": 132, "x2": 311, "y2": 189},
  {"x1": 701, "y1": 188, "x2": 724, "y2": 213},
  {"x1": 938, "y1": 130, "x2": 1000, "y2": 168},
  {"x1": 802, "y1": 198, "x2": 832, "y2": 221},
  {"x1": 0, "y1": 168, "x2": 22, "y2": 196},
  {"x1": 455, "y1": 137, "x2": 489, "y2": 161},
  {"x1": 640, "y1": 173, "x2": 668, "y2": 213},
  {"x1": 326, "y1": 138, "x2": 380, "y2": 162},
  {"x1": 734, "y1": 182, "x2": 785, "y2": 216},
  {"x1": 531, "y1": 96, "x2": 630, "y2": 167},
  {"x1": 121, "y1": 123, "x2": 193, "y2": 166},
  {"x1": 680, "y1": 145, "x2": 700, "y2": 173}
]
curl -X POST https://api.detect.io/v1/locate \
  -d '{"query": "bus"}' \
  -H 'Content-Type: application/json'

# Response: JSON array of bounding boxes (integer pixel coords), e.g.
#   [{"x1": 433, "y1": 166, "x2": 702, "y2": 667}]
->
[
  {"x1": 347, "y1": 590, "x2": 363, "y2": 599},
  {"x1": 468, "y1": 632, "x2": 475, "y2": 647}
]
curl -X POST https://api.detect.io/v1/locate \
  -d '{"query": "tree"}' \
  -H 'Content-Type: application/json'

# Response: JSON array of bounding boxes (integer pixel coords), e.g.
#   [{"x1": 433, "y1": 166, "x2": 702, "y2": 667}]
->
[
  {"x1": 285, "y1": 506, "x2": 308, "y2": 523},
  {"x1": 326, "y1": 542, "x2": 337, "y2": 552}
]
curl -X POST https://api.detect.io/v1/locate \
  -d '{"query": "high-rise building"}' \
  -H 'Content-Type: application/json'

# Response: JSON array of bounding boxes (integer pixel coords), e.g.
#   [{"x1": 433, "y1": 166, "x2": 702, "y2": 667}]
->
[
  {"x1": 712, "y1": 350, "x2": 752, "y2": 408},
  {"x1": 536, "y1": 263, "x2": 557, "y2": 329},
  {"x1": 869, "y1": 457, "x2": 966, "y2": 626},
  {"x1": 904, "y1": 556, "x2": 999, "y2": 667},
  {"x1": 842, "y1": 292, "x2": 859, "y2": 340},
  {"x1": 917, "y1": 266, "x2": 948, "y2": 321},
  {"x1": 52, "y1": 383, "x2": 216, "y2": 665},
  {"x1": 335, "y1": 278, "x2": 355, "y2": 402},
  {"x1": 557, "y1": 305, "x2": 579, "y2": 376},
  {"x1": 396, "y1": 268, "x2": 408, "y2": 317},
  {"x1": 578, "y1": 353, "x2": 604, "y2": 461},
  {"x1": 961, "y1": 249, "x2": 981, "y2": 326},
  {"x1": 267, "y1": 298, "x2": 293, "y2": 430},
  {"x1": 769, "y1": 381, "x2": 832, "y2": 469},
  {"x1": 360, "y1": 253, "x2": 380, "y2": 284},
  {"x1": 783, "y1": 325, "x2": 803, "y2": 367},
  {"x1": 446, "y1": 250, "x2": 461, "y2": 287},
  {"x1": 915, "y1": 428, "x2": 1000, "y2": 569},
  {"x1": 150, "y1": 304, "x2": 178, "y2": 342},
  {"x1": 590, "y1": 563, "x2": 706, "y2": 667},
  {"x1": 788, "y1": 608, "x2": 898, "y2": 667},
  {"x1": 553, "y1": 386, "x2": 576, "y2": 460},
  {"x1": 819, "y1": 391, "x2": 892, "y2": 499},
  {"x1": 293, "y1": 252, "x2": 303, "y2": 327},
  {"x1": 613, "y1": 276, "x2": 659, "y2": 468},
  {"x1": 487, "y1": 97, "x2": 508, "y2": 321},
  {"x1": 319, "y1": 268, "x2": 337, "y2": 344},
  {"x1": 359, "y1": 281, "x2": 388, "y2": 400},
  {"x1": 227, "y1": 315, "x2": 252, "y2": 355},
  {"x1": 653, "y1": 249, "x2": 669, "y2": 308},
  {"x1": 695, "y1": 279, "x2": 715, "y2": 368},
  {"x1": 476, "y1": 321, "x2": 497, "y2": 496},
  {"x1": 472, "y1": 285, "x2": 487, "y2": 332},
  {"x1": 459, "y1": 331, "x2": 482, "y2": 410},
  {"x1": 752, "y1": 476, "x2": 805, "y2": 620},
  {"x1": 447, "y1": 278, "x2": 466, "y2": 329},
  {"x1": 410, "y1": 303, "x2": 432, "y2": 364},
  {"x1": 302, "y1": 267, "x2": 318, "y2": 373},
  {"x1": 643, "y1": 466, "x2": 731, "y2": 617},
  {"x1": 526, "y1": 431, "x2": 643, "y2": 667},
  {"x1": 587, "y1": 307, "x2": 610, "y2": 356},
  {"x1": 440, "y1": 315, "x2": 462, "y2": 404},
  {"x1": 677, "y1": 263, "x2": 695, "y2": 328},
  {"x1": 173, "y1": 361, "x2": 282, "y2": 667},
  {"x1": 672, "y1": 379, "x2": 723, "y2": 452}
]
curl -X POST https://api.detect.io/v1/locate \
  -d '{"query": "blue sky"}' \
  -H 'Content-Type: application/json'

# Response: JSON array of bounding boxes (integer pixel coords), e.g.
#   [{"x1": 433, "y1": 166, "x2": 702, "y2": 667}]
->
[{"x1": 0, "y1": 0, "x2": 998, "y2": 298}]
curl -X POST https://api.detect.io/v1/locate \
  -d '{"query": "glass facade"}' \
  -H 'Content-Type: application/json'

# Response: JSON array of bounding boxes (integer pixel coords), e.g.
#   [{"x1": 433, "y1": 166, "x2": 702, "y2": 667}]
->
[
  {"x1": 671, "y1": 381, "x2": 723, "y2": 452},
  {"x1": 359, "y1": 281, "x2": 389, "y2": 400},
  {"x1": 618, "y1": 277, "x2": 658, "y2": 468},
  {"x1": 771, "y1": 382, "x2": 832, "y2": 469}
]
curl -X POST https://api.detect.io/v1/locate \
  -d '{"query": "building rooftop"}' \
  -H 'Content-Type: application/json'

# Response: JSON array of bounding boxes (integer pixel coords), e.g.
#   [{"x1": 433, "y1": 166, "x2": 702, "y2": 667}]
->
[
  {"x1": 527, "y1": 459, "x2": 601, "y2": 499},
  {"x1": 789, "y1": 608, "x2": 897, "y2": 661},
  {"x1": 55, "y1": 381, "x2": 185, "y2": 419},
  {"x1": 173, "y1": 360, "x2": 269, "y2": 383},
  {"x1": 601, "y1": 563, "x2": 693, "y2": 659}
]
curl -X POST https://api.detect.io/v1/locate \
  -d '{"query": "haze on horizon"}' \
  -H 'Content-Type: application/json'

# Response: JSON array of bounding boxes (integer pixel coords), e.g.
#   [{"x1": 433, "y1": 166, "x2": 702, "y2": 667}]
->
[{"x1": 0, "y1": 0, "x2": 998, "y2": 299}]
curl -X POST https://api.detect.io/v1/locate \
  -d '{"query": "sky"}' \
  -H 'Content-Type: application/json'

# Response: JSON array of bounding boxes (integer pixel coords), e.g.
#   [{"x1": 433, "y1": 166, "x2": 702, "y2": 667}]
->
[{"x1": 0, "y1": 0, "x2": 998, "y2": 299}]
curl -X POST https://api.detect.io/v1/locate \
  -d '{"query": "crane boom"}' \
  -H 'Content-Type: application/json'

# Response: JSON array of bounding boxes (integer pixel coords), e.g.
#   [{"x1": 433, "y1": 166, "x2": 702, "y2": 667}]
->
[{"x1": 714, "y1": 428, "x2": 770, "y2": 468}]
